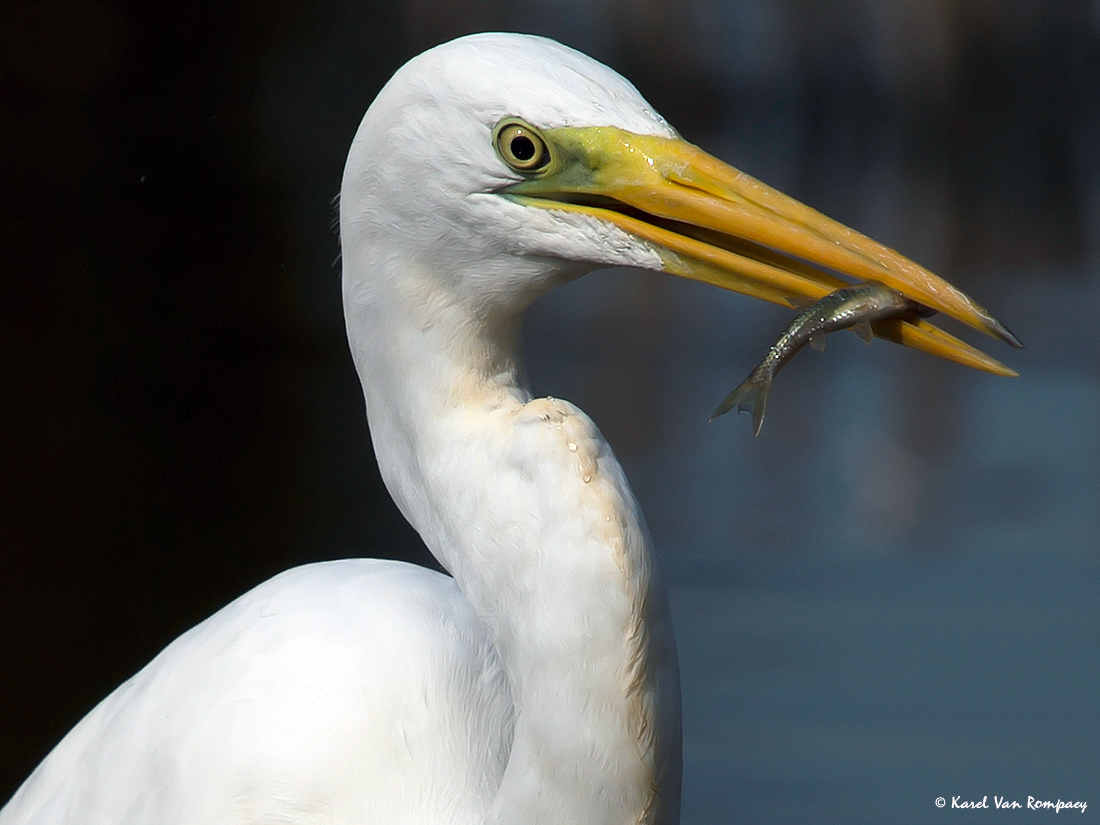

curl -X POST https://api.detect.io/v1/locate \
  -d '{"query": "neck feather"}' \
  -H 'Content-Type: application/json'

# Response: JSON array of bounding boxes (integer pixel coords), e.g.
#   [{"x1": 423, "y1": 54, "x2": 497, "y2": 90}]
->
[{"x1": 345, "y1": 263, "x2": 681, "y2": 824}]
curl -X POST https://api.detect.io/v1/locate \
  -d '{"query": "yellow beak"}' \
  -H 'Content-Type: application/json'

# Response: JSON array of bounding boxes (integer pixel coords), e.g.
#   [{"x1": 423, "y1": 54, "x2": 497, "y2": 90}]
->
[{"x1": 504, "y1": 125, "x2": 1020, "y2": 376}]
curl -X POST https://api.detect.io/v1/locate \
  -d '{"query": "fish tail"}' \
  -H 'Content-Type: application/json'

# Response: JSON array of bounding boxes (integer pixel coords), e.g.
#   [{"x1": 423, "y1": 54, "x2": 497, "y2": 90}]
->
[{"x1": 710, "y1": 371, "x2": 772, "y2": 437}]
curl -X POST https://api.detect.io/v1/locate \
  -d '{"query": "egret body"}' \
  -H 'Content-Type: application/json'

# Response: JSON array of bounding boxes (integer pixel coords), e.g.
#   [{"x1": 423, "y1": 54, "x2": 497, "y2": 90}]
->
[{"x1": 1, "y1": 32, "x2": 1016, "y2": 825}]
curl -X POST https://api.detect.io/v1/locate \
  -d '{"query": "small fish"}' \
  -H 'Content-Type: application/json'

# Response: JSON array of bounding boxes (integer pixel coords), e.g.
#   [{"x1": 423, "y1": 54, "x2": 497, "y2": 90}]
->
[{"x1": 712, "y1": 283, "x2": 928, "y2": 436}]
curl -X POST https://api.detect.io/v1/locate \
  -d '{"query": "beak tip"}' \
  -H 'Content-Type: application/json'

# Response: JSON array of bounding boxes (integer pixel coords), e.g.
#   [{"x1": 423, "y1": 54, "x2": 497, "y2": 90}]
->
[
  {"x1": 987, "y1": 315, "x2": 1024, "y2": 349},
  {"x1": 974, "y1": 306, "x2": 1022, "y2": 349}
]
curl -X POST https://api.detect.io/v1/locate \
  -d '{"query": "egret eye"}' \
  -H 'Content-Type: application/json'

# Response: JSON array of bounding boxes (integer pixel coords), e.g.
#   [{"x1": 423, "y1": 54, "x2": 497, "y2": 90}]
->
[{"x1": 494, "y1": 119, "x2": 549, "y2": 172}]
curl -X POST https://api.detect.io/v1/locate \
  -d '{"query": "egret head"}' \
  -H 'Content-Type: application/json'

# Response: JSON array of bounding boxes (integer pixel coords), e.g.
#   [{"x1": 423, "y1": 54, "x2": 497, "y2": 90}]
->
[{"x1": 340, "y1": 32, "x2": 1018, "y2": 374}]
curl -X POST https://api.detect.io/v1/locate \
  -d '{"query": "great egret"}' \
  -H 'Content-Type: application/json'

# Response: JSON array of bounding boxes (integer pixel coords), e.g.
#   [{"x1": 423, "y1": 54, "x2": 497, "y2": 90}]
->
[{"x1": 1, "y1": 32, "x2": 1017, "y2": 825}]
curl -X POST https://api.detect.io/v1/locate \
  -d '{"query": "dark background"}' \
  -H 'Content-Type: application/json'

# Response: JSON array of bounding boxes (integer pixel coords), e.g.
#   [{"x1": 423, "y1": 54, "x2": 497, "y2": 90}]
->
[{"x1": 2, "y1": 1, "x2": 1098, "y2": 822}]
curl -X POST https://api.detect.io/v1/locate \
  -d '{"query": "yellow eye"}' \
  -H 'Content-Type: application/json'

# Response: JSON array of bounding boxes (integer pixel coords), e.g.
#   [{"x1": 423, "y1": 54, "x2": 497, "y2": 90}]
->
[{"x1": 494, "y1": 119, "x2": 549, "y2": 172}]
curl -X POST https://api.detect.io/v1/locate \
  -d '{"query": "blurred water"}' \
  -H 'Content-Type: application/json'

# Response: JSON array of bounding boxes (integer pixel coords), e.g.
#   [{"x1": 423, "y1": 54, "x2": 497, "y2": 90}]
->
[{"x1": 526, "y1": 262, "x2": 1100, "y2": 823}]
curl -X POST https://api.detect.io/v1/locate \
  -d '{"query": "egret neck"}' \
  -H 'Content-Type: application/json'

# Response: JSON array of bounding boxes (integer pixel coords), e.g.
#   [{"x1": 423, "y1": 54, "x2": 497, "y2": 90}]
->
[{"x1": 342, "y1": 245, "x2": 682, "y2": 824}]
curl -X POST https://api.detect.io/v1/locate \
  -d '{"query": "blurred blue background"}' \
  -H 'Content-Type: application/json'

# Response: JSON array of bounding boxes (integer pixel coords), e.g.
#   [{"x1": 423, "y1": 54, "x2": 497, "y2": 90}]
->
[{"x1": 2, "y1": 1, "x2": 1097, "y2": 821}]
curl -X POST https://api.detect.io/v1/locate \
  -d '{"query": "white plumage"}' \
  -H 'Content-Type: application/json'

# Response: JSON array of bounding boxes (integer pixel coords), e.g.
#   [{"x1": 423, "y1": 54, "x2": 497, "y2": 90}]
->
[
  {"x1": 2, "y1": 31, "x2": 1014, "y2": 825},
  {"x1": 6, "y1": 561, "x2": 511, "y2": 823}
]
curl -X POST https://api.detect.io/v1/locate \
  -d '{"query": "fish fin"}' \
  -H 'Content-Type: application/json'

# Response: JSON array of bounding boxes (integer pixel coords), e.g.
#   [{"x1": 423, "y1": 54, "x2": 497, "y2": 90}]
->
[
  {"x1": 854, "y1": 320, "x2": 874, "y2": 344},
  {"x1": 785, "y1": 295, "x2": 814, "y2": 310},
  {"x1": 809, "y1": 332, "x2": 827, "y2": 353},
  {"x1": 710, "y1": 373, "x2": 772, "y2": 437}
]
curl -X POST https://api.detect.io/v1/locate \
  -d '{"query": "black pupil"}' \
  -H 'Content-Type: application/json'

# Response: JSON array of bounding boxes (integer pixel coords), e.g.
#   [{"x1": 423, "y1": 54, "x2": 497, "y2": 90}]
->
[{"x1": 510, "y1": 134, "x2": 536, "y2": 162}]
